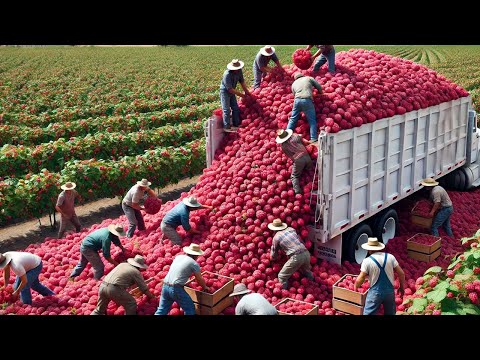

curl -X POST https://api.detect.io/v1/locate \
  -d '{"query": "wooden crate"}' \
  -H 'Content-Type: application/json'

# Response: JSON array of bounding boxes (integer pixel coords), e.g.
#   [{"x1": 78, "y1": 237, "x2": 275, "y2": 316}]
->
[
  {"x1": 184, "y1": 271, "x2": 234, "y2": 307},
  {"x1": 194, "y1": 295, "x2": 233, "y2": 315},
  {"x1": 410, "y1": 214, "x2": 433, "y2": 229},
  {"x1": 332, "y1": 298, "x2": 364, "y2": 315},
  {"x1": 407, "y1": 233, "x2": 442, "y2": 254},
  {"x1": 408, "y1": 247, "x2": 442, "y2": 262},
  {"x1": 274, "y1": 297, "x2": 318, "y2": 315},
  {"x1": 332, "y1": 274, "x2": 368, "y2": 306}
]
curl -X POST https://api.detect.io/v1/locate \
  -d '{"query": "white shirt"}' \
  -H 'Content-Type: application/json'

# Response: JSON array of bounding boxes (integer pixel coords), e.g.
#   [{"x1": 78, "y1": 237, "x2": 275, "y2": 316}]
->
[
  {"x1": 123, "y1": 184, "x2": 145, "y2": 206},
  {"x1": 360, "y1": 252, "x2": 399, "y2": 287},
  {"x1": 4, "y1": 251, "x2": 42, "y2": 277}
]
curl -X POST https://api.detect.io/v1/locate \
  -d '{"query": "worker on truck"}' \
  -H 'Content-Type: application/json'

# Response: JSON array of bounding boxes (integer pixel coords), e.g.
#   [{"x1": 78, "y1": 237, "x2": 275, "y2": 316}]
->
[
  {"x1": 252, "y1": 45, "x2": 283, "y2": 90},
  {"x1": 354, "y1": 237, "x2": 405, "y2": 315},
  {"x1": 421, "y1": 177, "x2": 454, "y2": 237}
]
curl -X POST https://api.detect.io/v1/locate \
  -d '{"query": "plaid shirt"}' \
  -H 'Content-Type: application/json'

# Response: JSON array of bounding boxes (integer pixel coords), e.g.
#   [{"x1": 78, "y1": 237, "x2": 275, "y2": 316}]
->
[
  {"x1": 271, "y1": 227, "x2": 307, "y2": 259},
  {"x1": 281, "y1": 134, "x2": 308, "y2": 160}
]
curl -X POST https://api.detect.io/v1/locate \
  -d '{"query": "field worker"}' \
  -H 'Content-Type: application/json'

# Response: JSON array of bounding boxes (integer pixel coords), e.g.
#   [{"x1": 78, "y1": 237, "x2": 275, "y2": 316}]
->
[
  {"x1": 69, "y1": 224, "x2": 127, "y2": 281},
  {"x1": 0, "y1": 251, "x2": 55, "y2": 305},
  {"x1": 354, "y1": 237, "x2": 405, "y2": 315},
  {"x1": 122, "y1": 178, "x2": 157, "y2": 238},
  {"x1": 253, "y1": 45, "x2": 283, "y2": 89},
  {"x1": 229, "y1": 283, "x2": 278, "y2": 315},
  {"x1": 306, "y1": 45, "x2": 336, "y2": 74},
  {"x1": 160, "y1": 196, "x2": 213, "y2": 246},
  {"x1": 220, "y1": 59, "x2": 250, "y2": 132},
  {"x1": 55, "y1": 181, "x2": 82, "y2": 239},
  {"x1": 91, "y1": 255, "x2": 156, "y2": 315},
  {"x1": 276, "y1": 129, "x2": 313, "y2": 195},
  {"x1": 286, "y1": 72, "x2": 322, "y2": 144},
  {"x1": 421, "y1": 177, "x2": 454, "y2": 237},
  {"x1": 154, "y1": 243, "x2": 210, "y2": 315},
  {"x1": 268, "y1": 218, "x2": 314, "y2": 289}
]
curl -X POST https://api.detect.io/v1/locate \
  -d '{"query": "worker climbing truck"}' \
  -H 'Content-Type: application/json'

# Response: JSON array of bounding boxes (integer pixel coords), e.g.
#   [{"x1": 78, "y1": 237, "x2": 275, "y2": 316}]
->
[{"x1": 206, "y1": 96, "x2": 478, "y2": 264}]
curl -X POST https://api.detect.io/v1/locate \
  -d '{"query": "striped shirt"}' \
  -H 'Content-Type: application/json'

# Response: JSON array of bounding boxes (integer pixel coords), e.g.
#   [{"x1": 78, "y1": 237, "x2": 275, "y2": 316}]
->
[
  {"x1": 271, "y1": 227, "x2": 307, "y2": 259},
  {"x1": 281, "y1": 134, "x2": 308, "y2": 160}
]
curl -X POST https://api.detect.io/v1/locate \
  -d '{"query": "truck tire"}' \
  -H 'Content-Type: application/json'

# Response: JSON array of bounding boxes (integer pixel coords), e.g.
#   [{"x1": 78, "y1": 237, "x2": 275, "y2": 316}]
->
[
  {"x1": 458, "y1": 169, "x2": 466, "y2": 190},
  {"x1": 342, "y1": 224, "x2": 373, "y2": 264},
  {"x1": 372, "y1": 208, "x2": 398, "y2": 246}
]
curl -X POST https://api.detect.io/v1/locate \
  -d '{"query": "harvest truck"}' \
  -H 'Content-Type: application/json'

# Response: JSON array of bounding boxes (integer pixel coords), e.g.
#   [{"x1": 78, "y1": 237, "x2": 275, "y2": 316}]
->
[{"x1": 205, "y1": 96, "x2": 479, "y2": 264}]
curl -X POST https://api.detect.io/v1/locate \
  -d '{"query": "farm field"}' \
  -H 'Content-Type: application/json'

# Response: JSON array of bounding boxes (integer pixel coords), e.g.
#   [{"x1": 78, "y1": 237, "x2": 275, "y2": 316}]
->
[{"x1": 0, "y1": 45, "x2": 480, "y2": 315}]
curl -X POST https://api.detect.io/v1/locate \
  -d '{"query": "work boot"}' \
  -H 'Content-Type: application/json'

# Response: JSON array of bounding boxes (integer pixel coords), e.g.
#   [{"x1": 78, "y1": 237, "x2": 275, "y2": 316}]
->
[
  {"x1": 281, "y1": 281, "x2": 289, "y2": 290},
  {"x1": 305, "y1": 272, "x2": 314, "y2": 281}
]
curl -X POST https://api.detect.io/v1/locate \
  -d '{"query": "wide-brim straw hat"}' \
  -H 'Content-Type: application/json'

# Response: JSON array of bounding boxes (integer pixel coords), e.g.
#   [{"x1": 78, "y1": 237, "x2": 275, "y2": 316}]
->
[
  {"x1": 294, "y1": 72, "x2": 304, "y2": 80},
  {"x1": 260, "y1": 45, "x2": 276, "y2": 57},
  {"x1": 0, "y1": 253, "x2": 12, "y2": 269},
  {"x1": 227, "y1": 59, "x2": 245, "y2": 71},
  {"x1": 137, "y1": 178, "x2": 152, "y2": 187},
  {"x1": 183, "y1": 196, "x2": 202, "y2": 208},
  {"x1": 361, "y1": 237, "x2": 385, "y2": 251},
  {"x1": 268, "y1": 218, "x2": 288, "y2": 231},
  {"x1": 421, "y1": 177, "x2": 439, "y2": 187},
  {"x1": 183, "y1": 243, "x2": 204, "y2": 256},
  {"x1": 127, "y1": 254, "x2": 148, "y2": 269},
  {"x1": 229, "y1": 283, "x2": 252, "y2": 297},
  {"x1": 276, "y1": 129, "x2": 293, "y2": 144},
  {"x1": 108, "y1": 224, "x2": 127, "y2": 237},
  {"x1": 61, "y1": 182, "x2": 76, "y2": 190}
]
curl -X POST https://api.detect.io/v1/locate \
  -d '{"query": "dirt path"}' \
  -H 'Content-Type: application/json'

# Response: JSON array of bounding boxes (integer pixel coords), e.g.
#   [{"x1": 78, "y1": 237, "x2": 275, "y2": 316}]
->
[{"x1": 0, "y1": 176, "x2": 200, "y2": 253}]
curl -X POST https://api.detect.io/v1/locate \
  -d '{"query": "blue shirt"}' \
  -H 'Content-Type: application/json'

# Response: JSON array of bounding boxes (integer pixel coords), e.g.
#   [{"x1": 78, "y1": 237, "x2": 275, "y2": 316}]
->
[
  {"x1": 253, "y1": 51, "x2": 279, "y2": 72},
  {"x1": 164, "y1": 254, "x2": 200, "y2": 286},
  {"x1": 81, "y1": 227, "x2": 121, "y2": 258},
  {"x1": 220, "y1": 69, "x2": 245, "y2": 92},
  {"x1": 163, "y1": 202, "x2": 191, "y2": 231}
]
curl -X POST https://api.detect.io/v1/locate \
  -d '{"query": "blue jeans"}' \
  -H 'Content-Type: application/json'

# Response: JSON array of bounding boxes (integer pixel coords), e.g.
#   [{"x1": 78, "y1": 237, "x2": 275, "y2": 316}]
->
[
  {"x1": 253, "y1": 66, "x2": 263, "y2": 89},
  {"x1": 154, "y1": 285, "x2": 196, "y2": 315},
  {"x1": 13, "y1": 262, "x2": 55, "y2": 305},
  {"x1": 70, "y1": 245, "x2": 105, "y2": 280},
  {"x1": 363, "y1": 289, "x2": 396, "y2": 315},
  {"x1": 287, "y1": 98, "x2": 318, "y2": 141},
  {"x1": 220, "y1": 90, "x2": 240, "y2": 128},
  {"x1": 431, "y1": 206, "x2": 454, "y2": 237},
  {"x1": 313, "y1": 48, "x2": 336, "y2": 73}
]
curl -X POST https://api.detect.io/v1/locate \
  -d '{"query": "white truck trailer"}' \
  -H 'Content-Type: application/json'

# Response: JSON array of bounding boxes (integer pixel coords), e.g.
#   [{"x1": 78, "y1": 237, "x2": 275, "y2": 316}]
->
[{"x1": 205, "y1": 96, "x2": 479, "y2": 264}]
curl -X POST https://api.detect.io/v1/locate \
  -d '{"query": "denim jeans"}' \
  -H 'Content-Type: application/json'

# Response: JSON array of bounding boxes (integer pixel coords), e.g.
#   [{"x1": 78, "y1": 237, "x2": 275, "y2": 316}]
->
[
  {"x1": 431, "y1": 206, "x2": 454, "y2": 237},
  {"x1": 313, "y1": 48, "x2": 336, "y2": 73},
  {"x1": 154, "y1": 284, "x2": 196, "y2": 315},
  {"x1": 13, "y1": 262, "x2": 55, "y2": 305},
  {"x1": 291, "y1": 154, "x2": 312, "y2": 194},
  {"x1": 287, "y1": 98, "x2": 318, "y2": 142},
  {"x1": 253, "y1": 67, "x2": 263, "y2": 89},
  {"x1": 160, "y1": 220, "x2": 182, "y2": 245},
  {"x1": 363, "y1": 289, "x2": 396, "y2": 315},
  {"x1": 70, "y1": 246, "x2": 105, "y2": 280},
  {"x1": 220, "y1": 90, "x2": 240, "y2": 128},
  {"x1": 122, "y1": 202, "x2": 145, "y2": 238}
]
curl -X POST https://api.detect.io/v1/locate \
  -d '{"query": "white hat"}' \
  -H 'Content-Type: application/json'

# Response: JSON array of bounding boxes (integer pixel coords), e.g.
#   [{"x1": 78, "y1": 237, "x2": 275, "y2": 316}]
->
[
  {"x1": 420, "y1": 177, "x2": 439, "y2": 187},
  {"x1": 260, "y1": 45, "x2": 276, "y2": 57},
  {"x1": 294, "y1": 72, "x2": 304, "y2": 80},
  {"x1": 127, "y1": 254, "x2": 148, "y2": 269},
  {"x1": 108, "y1": 224, "x2": 127, "y2": 237},
  {"x1": 0, "y1": 253, "x2": 12, "y2": 269},
  {"x1": 137, "y1": 178, "x2": 152, "y2": 187},
  {"x1": 361, "y1": 237, "x2": 385, "y2": 251},
  {"x1": 227, "y1": 59, "x2": 245, "y2": 71},
  {"x1": 275, "y1": 129, "x2": 293, "y2": 144},
  {"x1": 61, "y1": 182, "x2": 76, "y2": 190},
  {"x1": 268, "y1": 218, "x2": 288, "y2": 231},
  {"x1": 183, "y1": 196, "x2": 202, "y2": 208},
  {"x1": 229, "y1": 283, "x2": 252, "y2": 297},
  {"x1": 183, "y1": 243, "x2": 204, "y2": 256}
]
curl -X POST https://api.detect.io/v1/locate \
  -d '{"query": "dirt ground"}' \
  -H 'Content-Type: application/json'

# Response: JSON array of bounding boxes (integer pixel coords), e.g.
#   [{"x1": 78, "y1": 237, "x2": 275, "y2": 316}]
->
[{"x1": 0, "y1": 175, "x2": 200, "y2": 253}]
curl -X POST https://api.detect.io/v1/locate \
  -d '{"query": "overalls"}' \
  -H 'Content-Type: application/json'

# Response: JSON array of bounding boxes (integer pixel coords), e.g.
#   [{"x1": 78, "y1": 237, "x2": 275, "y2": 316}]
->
[{"x1": 363, "y1": 253, "x2": 396, "y2": 315}]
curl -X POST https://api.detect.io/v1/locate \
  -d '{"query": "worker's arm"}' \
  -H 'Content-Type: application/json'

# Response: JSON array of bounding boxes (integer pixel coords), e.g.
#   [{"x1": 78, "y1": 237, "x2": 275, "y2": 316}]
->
[
  {"x1": 394, "y1": 265, "x2": 406, "y2": 296},
  {"x1": 305, "y1": 45, "x2": 313, "y2": 51},
  {"x1": 354, "y1": 271, "x2": 367, "y2": 292},
  {"x1": 55, "y1": 205, "x2": 68, "y2": 217},
  {"x1": 240, "y1": 81, "x2": 250, "y2": 96},
  {"x1": 146, "y1": 188, "x2": 156, "y2": 198},
  {"x1": 104, "y1": 256, "x2": 119, "y2": 267},
  {"x1": 3, "y1": 266, "x2": 10, "y2": 289},
  {"x1": 312, "y1": 47, "x2": 323, "y2": 59},
  {"x1": 311, "y1": 78, "x2": 323, "y2": 94},
  {"x1": 274, "y1": 59, "x2": 283, "y2": 70},
  {"x1": 194, "y1": 271, "x2": 210, "y2": 293},
  {"x1": 12, "y1": 274, "x2": 28, "y2": 300},
  {"x1": 129, "y1": 201, "x2": 144, "y2": 211},
  {"x1": 429, "y1": 202, "x2": 441, "y2": 218}
]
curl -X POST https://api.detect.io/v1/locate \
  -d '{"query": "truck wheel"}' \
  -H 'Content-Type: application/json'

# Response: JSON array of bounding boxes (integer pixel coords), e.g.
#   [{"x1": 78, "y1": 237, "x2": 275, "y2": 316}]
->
[
  {"x1": 372, "y1": 208, "x2": 398, "y2": 245},
  {"x1": 342, "y1": 224, "x2": 372, "y2": 264},
  {"x1": 458, "y1": 169, "x2": 466, "y2": 191}
]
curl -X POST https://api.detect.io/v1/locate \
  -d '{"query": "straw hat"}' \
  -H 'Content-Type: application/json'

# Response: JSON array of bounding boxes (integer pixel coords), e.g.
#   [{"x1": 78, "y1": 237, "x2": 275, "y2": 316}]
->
[
  {"x1": 260, "y1": 45, "x2": 276, "y2": 57},
  {"x1": 183, "y1": 243, "x2": 204, "y2": 256},
  {"x1": 294, "y1": 72, "x2": 304, "y2": 80},
  {"x1": 183, "y1": 196, "x2": 202, "y2": 208},
  {"x1": 268, "y1": 218, "x2": 288, "y2": 231},
  {"x1": 275, "y1": 129, "x2": 293, "y2": 144},
  {"x1": 420, "y1": 177, "x2": 439, "y2": 187},
  {"x1": 361, "y1": 237, "x2": 385, "y2": 251},
  {"x1": 61, "y1": 182, "x2": 76, "y2": 190},
  {"x1": 127, "y1": 255, "x2": 148, "y2": 269},
  {"x1": 229, "y1": 283, "x2": 252, "y2": 297},
  {"x1": 108, "y1": 224, "x2": 127, "y2": 237},
  {"x1": 137, "y1": 178, "x2": 151, "y2": 187},
  {"x1": 227, "y1": 59, "x2": 245, "y2": 71},
  {"x1": 0, "y1": 253, "x2": 12, "y2": 269}
]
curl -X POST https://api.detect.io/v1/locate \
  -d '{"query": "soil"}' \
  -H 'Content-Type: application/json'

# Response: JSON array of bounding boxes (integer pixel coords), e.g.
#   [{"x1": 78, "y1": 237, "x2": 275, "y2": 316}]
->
[{"x1": 0, "y1": 175, "x2": 200, "y2": 253}]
